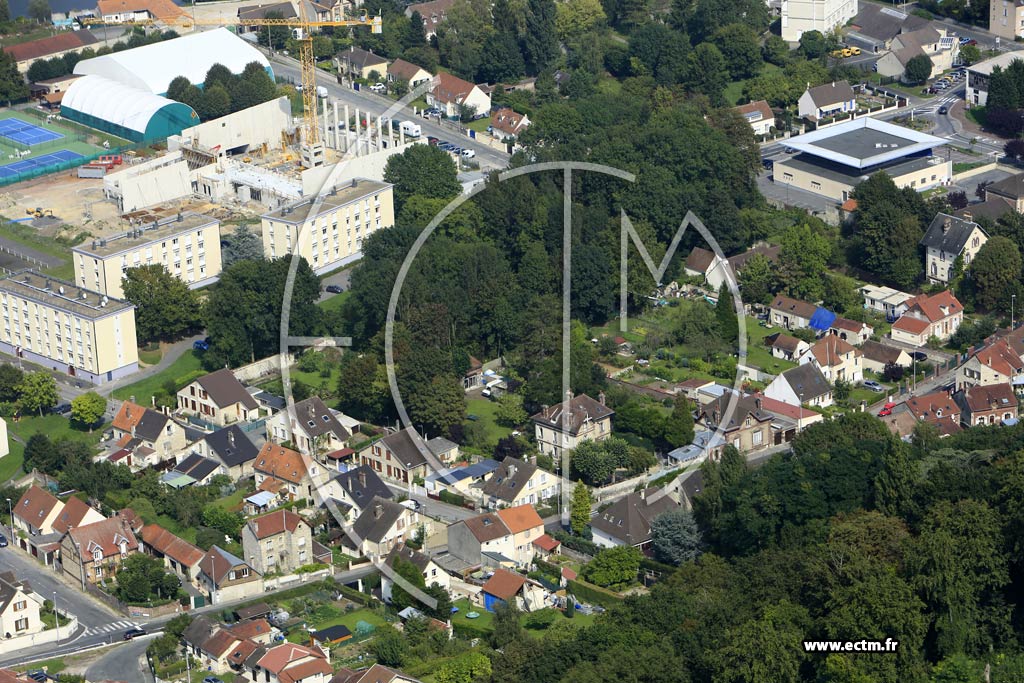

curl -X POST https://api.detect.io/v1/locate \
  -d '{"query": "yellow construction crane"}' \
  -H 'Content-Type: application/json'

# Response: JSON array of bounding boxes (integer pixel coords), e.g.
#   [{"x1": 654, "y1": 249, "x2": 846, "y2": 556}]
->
[{"x1": 82, "y1": 10, "x2": 382, "y2": 164}]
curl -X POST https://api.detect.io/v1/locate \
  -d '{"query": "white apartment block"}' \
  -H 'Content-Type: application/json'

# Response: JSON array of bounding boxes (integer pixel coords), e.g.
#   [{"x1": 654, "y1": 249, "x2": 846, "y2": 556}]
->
[
  {"x1": 72, "y1": 212, "x2": 223, "y2": 299},
  {"x1": 0, "y1": 271, "x2": 138, "y2": 384},
  {"x1": 261, "y1": 179, "x2": 395, "y2": 275},
  {"x1": 781, "y1": 0, "x2": 858, "y2": 41}
]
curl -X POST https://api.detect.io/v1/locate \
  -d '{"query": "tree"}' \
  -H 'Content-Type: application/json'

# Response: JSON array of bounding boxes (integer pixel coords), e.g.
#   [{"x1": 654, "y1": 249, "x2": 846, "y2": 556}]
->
[
  {"x1": 495, "y1": 392, "x2": 527, "y2": 427},
  {"x1": 23, "y1": 433, "x2": 58, "y2": 473},
  {"x1": 711, "y1": 602, "x2": 809, "y2": 683},
  {"x1": 959, "y1": 43, "x2": 981, "y2": 65},
  {"x1": 222, "y1": 225, "x2": 264, "y2": 266},
  {"x1": 405, "y1": 374, "x2": 466, "y2": 436},
  {"x1": 384, "y1": 144, "x2": 461, "y2": 211},
  {"x1": 523, "y1": 0, "x2": 558, "y2": 75},
  {"x1": 1005, "y1": 138, "x2": 1024, "y2": 162},
  {"x1": 583, "y1": 545, "x2": 641, "y2": 589},
  {"x1": 436, "y1": 651, "x2": 492, "y2": 683},
  {"x1": 18, "y1": 372, "x2": 57, "y2": 417},
  {"x1": 822, "y1": 274, "x2": 861, "y2": 315},
  {"x1": 123, "y1": 265, "x2": 202, "y2": 343},
  {"x1": 71, "y1": 392, "x2": 106, "y2": 429},
  {"x1": 0, "y1": 49, "x2": 26, "y2": 103},
  {"x1": 778, "y1": 223, "x2": 832, "y2": 300},
  {"x1": 712, "y1": 24, "x2": 761, "y2": 80},
  {"x1": 27, "y1": 0, "x2": 49, "y2": 23},
  {"x1": 477, "y1": 31, "x2": 525, "y2": 83},
  {"x1": 948, "y1": 190, "x2": 969, "y2": 210},
  {"x1": 388, "y1": 555, "x2": 426, "y2": 612},
  {"x1": 116, "y1": 554, "x2": 180, "y2": 603},
  {"x1": 370, "y1": 625, "x2": 407, "y2": 667},
  {"x1": 0, "y1": 0, "x2": 10, "y2": 23},
  {"x1": 662, "y1": 395, "x2": 695, "y2": 449},
  {"x1": 491, "y1": 601, "x2": 523, "y2": 647},
  {"x1": 203, "y1": 63, "x2": 233, "y2": 90},
  {"x1": 0, "y1": 364, "x2": 23, "y2": 403},
  {"x1": 969, "y1": 235, "x2": 1022, "y2": 311},
  {"x1": 738, "y1": 253, "x2": 778, "y2": 305},
  {"x1": 570, "y1": 481, "x2": 593, "y2": 535},
  {"x1": 685, "y1": 43, "x2": 728, "y2": 103},
  {"x1": 762, "y1": 34, "x2": 789, "y2": 66},
  {"x1": 257, "y1": 11, "x2": 291, "y2": 49},
  {"x1": 554, "y1": 0, "x2": 606, "y2": 40},
  {"x1": 715, "y1": 281, "x2": 738, "y2": 345},
  {"x1": 651, "y1": 508, "x2": 702, "y2": 565},
  {"x1": 903, "y1": 54, "x2": 933, "y2": 85},
  {"x1": 198, "y1": 83, "x2": 231, "y2": 120},
  {"x1": 799, "y1": 30, "x2": 827, "y2": 59}
]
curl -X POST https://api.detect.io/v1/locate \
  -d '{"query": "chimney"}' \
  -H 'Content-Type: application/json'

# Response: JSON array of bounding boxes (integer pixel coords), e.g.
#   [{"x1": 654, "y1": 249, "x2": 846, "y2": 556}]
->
[
  {"x1": 308, "y1": 403, "x2": 315, "y2": 420},
  {"x1": 508, "y1": 464, "x2": 516, "y2": 476},
  {"x1": 228, "y1": 431, "x2": 235, "y2": 447},
  {"x1": 130, "y1": 425, "x2": 136, "y2": 438},
  {"x1": 358, "y1": 469, "x2": 367, "y2": 488},
  {"x1": 541, "y1": 404, "x2": 548, "y2": 413},
  {"x1": 755, "y1": 397, "x2": 762, "y2": 412},
  {"x1": 639, "y1": 488, "x2": 646, "y2": 500},
  {"x1": 943, "y1": 216, "x2": 951, "y2": 234},
  {"x1": 598, "y1": 391, "x2": 606, "y2": 406},
  {"x1": 374, "y1": 502, "x2": 383, "y2": 519},
  {"x1": 963, "y1": 211, "x2": 973, "y2": 221}
]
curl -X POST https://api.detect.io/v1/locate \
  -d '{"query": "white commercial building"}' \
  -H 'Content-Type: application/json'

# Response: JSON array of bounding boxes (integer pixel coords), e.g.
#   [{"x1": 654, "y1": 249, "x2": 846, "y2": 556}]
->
[
  {"x1": 967, "y1": 51, "x2": 1024, "y2": 106},
  {"x1": 781, "y1": 0, "x2": 858, "y2": 41}
]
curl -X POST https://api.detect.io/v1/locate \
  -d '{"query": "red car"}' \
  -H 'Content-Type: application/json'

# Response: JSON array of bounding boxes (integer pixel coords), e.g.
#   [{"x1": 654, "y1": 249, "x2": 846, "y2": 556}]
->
[{"x1": 877, "y1": 402, "x2": 897, "y2": 417}]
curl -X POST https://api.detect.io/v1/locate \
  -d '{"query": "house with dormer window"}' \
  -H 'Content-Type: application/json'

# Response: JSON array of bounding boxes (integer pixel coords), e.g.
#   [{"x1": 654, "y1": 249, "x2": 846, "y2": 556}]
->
[
  {"x1": 254, "y1": 443, "x2": 321, "y2": 503},
  {"x1": 921, "y1": 213, "x2": 988, "y2": 284},
  {"x1": 481, "y1": 457, "x2": 555, "y2": 509},
  {"x1": 59, "y1": 513, "x2": 140, "y2": 585},
  {"x1": 891, "y1": 290, "x2": 964, "y2": 346},
  {"x1": 530, "y1": 392, "x2": 614, "y2": 459}
]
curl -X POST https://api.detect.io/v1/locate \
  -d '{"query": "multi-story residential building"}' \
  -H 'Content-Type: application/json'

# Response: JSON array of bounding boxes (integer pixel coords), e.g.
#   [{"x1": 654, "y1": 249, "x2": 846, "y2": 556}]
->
[
  {"x1": 530, "y1": 392, "x2": 614, "y2": 459},
  {"x1": 177, "y1": 369, "x2": 260, "y2": 427},
  {"x1": 241, "y1": 509, "x2": 316, "y2": 575},
  {"x1": 955, "y1": 339, "x2": 1024, "y2": 391},
  {"x1": 781, "y1": 0, "x2": 857, "y2": 41},
  {"x1": 953, "y1": 382, "x2": 1019, "y2": 426},
  {"x1": 351, "y1": 497, "x2": 421, "y2": 559},
  {"x1": 481, "y1": 457, "x2": 556, "y2": 509},
  {"x1": 0, "y1": 572, "x2": 44, "y2": 639},
  {"x1": 800, "y1": 335, "x2": 863, "y2": 384},
  {"x1": 905, "y1": 390, "x2": 963, "y2": 436},
  {"x1": 0, "y1": 271, "x2": 138, "y2": 384},
  {"x1": 891, "y1": 291, "x2": 964, "y2": 346},
  {"x1": 921, "y1": 214, "x2": 989, "y2": 284},
  {"x1": 60, "y1": 514, "x2": 140, "y2": 585},
  {"x1": 990, "y1": 0, "x2": 1024, "y2": 41},
  {"x1": 197, "y1": 545, "x2": 262, "y2": 604},
  {"x1": 447, "y1": 511, "x2": 514, "y2": 568},
  {"x1": 140, "y1": 523, "x2": 205, "y2": 584},
  {"x1": 111, "y1": 401, "x2": 187, "y2": 469},
  {"x1": 265, "y1": 396, "x2": 351, "y2": 457},
  {"x1": 261, "y1": 179, "x2": 395, "y2": 275},
  {"x1": 71, "y1": 213, "x2": 222, "y2": 299},
  {"x1": 591, "y1": 488, "x2": 678, "y2": 552},
  {"x1": 254, "y1": 443, "x2": 321, "y2": 503},
  {"x1": 496, "y1": 505, "x2": 545, "y2": 567},
  {"x1": 358, "y1": 427, "x2": 432, "y2": 485}
]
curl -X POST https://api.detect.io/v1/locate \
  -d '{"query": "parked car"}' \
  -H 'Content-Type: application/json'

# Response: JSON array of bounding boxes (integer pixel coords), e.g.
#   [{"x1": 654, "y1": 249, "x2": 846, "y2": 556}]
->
[
  {"x1": 877, "y1": 402, "x2": 897, "y2": 417},
  {"x1": 193, "y1": 339, "x2": 209, "y2": 351},
  {"x1": 862, "y1": 380, "x2": 885, "y2": 392},
  {"x1": 203, "y1": 677, "x2": 224, "y2": 683},
  {"x1": 422, "y1": 107, "x2": 442, "y2": 117},
  {"x1": 325, "y1": 284, "x2": 343, "y2": 294},
  {"x1": 53, "y1": 403, "x2": 71, "y2": 415},
  {"x1": 959, "y1": 36, "x2": 971, "y2": 44},
  {"x1": 124, "y1": 627, "x2": 147, "y2": 640},
  {"x1": 461, "y1": 149, "x2": 476, "y2": 159},
  {"x1": 0, "y1": 534, "x2": 8, "y2": 548},
  {"x1": 910, "y1": 351, "x2": 928, "y2": 362},
  {"x1": 369, "y1": 82, "x2": 386, "y2": 93}
]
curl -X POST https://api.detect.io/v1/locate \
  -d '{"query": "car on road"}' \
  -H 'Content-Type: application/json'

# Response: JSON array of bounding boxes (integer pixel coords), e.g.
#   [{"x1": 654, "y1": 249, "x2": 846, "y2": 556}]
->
[
  {"x1": 850, "y1": 46, "x2": 861, "y2": 56},
  {"x1": 124, "y1": 627, "x2": 147, "y2": 640},
  {"x1": 939, "y1": 106, "x2": 948, "y2": 115},
  {"x1": 427, "y1": 136, "x2": 439, "y2": 146},
  {"x1": 422, "y1": 107, "x2": 442, "y2": 117},
  {"x1": 0, "y1": 534, "x2": 8, "y2": 547},
  {"x1": 877, "y1": 402, "x2": 897, "y2": 417},
  {"x1": 193, "y1": 339, "x2": 209, "y2": 351},
  {"x1": 369, "y1": 82, "x2": 386, "y2": 93},
  {"x1": 461, "y1": 149, "x2": 476, "y2": 159},
  {"x1": 862, "y1": 380, "x2": 885, "y2": 392},
  {"x1": 325, "y1": 284, "x2": 344, "y2": 294},
  {"x1": 910, "y1": 351, "x2": 929, "y2": 362},
  {"x1": 761, "y1": 158, "x2": 773, "y2": 170}
]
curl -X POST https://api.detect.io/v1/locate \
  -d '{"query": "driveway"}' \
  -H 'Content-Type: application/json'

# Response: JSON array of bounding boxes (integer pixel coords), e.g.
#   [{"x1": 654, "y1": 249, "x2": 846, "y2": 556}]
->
[{"x1": 318, "y1": 266, "x2": 353, "y2": 303}]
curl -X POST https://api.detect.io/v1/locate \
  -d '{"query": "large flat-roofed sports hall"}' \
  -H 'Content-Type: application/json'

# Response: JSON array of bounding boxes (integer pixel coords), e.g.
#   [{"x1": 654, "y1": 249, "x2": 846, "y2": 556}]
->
[
  {"x1": 0, "y1": 118, "x2": 63, "y2": 146},
  {"x1": 0, "y1": 150, "x2": 84, "y2": 179}
]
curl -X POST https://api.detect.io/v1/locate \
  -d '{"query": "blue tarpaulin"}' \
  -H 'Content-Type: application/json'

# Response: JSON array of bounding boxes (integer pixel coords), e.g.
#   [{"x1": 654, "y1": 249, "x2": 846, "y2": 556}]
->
[{"x1": 809, "y1": 307, "x2": 837, "y2": 331}]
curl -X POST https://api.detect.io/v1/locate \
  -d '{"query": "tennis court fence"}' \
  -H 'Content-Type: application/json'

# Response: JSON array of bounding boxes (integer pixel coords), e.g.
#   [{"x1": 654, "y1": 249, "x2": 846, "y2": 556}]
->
[{"x1": 0, "y1": 142, "x2": 140, "y2": 187}]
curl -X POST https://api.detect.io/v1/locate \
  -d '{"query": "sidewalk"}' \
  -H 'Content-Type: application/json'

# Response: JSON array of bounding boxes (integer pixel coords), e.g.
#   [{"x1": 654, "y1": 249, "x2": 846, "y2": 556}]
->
[{"x1": 96, "y1": 334, "x2": 202, "y2": 398}]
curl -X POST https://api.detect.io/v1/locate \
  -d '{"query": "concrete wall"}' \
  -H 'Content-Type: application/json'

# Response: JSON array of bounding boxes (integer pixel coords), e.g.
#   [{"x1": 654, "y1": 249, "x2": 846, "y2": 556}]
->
[
  {"x1": 301, "y1": 141, "x2": 421, "y2": 193},
  {"x1": 104, "y1": 152, "x2": 191, "y2": 213},
  {"x1": 169, "y1": 97, "x2": 293, "y2": 155},
  {"x1": 232, "y1": 353, "x2": 295, "y2": 383}
]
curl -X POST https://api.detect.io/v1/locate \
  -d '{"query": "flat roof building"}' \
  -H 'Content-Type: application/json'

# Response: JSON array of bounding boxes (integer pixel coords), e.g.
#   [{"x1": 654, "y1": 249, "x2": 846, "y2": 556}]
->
[
  {"x1": 967, "y1": 52, "x2": 1024, "y2": 106},
  {"x1": 0, "y1": 271, "x2": 138, "y2": 384},
  {"x1": 772, "y1": 118, "x2": 949, "y2": 202},
  {"x1": 72, "y1": 212, "x2": 223, "y2": 299},
  {"x1": 261, "y1": 179, "x2": 394, "y2": 275}
]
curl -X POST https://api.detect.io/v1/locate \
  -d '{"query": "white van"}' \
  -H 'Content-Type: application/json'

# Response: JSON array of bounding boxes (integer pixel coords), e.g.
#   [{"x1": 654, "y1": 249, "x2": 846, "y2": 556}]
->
[{"x1": 400, "y1": 121, "x2": 421, "y2": 138}]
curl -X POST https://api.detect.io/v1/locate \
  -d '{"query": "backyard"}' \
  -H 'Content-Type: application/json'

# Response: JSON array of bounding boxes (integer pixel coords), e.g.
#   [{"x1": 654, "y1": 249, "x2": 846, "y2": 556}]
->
[
  {"x1": 0, "y1": 413, "x2": 110, "y2": 482},
  {"x1": 111, "y1": 349, "x2": 206, "y2": 403},
  {"x1": 463, "y1": 397, "x2": 512, "y2": 448}
]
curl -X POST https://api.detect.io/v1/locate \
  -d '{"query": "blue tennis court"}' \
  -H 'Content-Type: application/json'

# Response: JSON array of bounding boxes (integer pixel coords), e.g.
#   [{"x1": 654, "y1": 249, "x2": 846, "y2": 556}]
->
[
  {"x1": 0, "y1": 118, "x2": 63, "y2": 146},
  {"x1": 0, "y1": 150, "x2": 84, "y2": 179}
]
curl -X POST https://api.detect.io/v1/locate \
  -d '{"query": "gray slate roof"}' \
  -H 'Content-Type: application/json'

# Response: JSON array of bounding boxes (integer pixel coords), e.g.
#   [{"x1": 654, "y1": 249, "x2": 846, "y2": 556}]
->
[
  {"x1": 134, "y1": 409, "x2": 169, "y2": 442},
  {"x1": 849, "y1": 3, "x2": 929, "y2": 43},
  {"x1": 353, "y1": 497, "x2": 407, "y2": 543},
  {"x1": 590, "y1": 488, "x2": 677, "y2": 546},
  {"x1": 805, "y1": 81, "x2": 855, "y2": 108},
  {"x1": 780, "y1": 363, "x2": 832, "y2": 402},
  {"x1": 481, "y1": 457, "x2": 538, "y2": 503},
  {"x1": 174, "y1": 453, "x2": 220, "y2": 481},
  {"x1": 332, "y1": 465, "x2": 393, "y2": 506},
  {"x1": 292, "y1": 396, "x2": 351, "y2": 441},
  {"x1": 202, "y1": 425, "x2": 259, "y2": 467},
  {"x1": 378, "y1": 427, "x2": 431, "y2": 469},
  {"x1": 920, "y1": 213, "x2": 985, "y2": 254}
]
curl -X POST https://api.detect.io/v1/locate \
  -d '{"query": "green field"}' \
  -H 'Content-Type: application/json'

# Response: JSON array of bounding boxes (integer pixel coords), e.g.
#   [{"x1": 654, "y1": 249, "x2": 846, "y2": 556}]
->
[
  {"x1": 0, "y1": 219, "x2": 75, "y2": 280},
  {"x1": 318, "y1": 290, "x2": 351, "y2": 313},
  {"x1": 0, "y1": 413, "x2": 109, "y2": 483},
  {"x1": 464, "y1": 397, "x2": 511, "y2": 445},
  {"x1": 285, "y1": 607, "x2": 390, "y2": 644},
  {"x1": 112, "y1": 349, "x2": 205, "y2": 402}
]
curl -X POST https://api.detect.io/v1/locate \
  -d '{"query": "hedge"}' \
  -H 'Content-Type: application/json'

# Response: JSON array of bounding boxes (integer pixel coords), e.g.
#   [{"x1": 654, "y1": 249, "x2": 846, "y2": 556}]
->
[
  {"x1": 567, "y1": 578, "x2": 624, "y2": 608},
  {"x1": 439, "y1": 490, "x2": 467, "y2": 507},
  {"x1": 549, "y1": 529, "x2": 599, "y2": 557},
  {"x1": 535, "y1": 558, "x2": 562, "y2": 577},
  {"x1": 639, "y1": 557, "x2": 677, "y2": 575},
  {"x1": 338, "y1": 583, "x2": 377, "y2": 607},
  {"x1": 453, "y1": 619, "x2": 493, "y2": 640}
]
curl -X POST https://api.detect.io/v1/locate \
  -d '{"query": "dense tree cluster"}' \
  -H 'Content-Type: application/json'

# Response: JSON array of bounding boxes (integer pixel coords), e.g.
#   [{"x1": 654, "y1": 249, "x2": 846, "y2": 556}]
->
[
  {"x1": 977, "y1": 57, "x2": 1024, "y2": 137},
  {"x1": 167, "y1": 62, "x2": 278, "y2": 122},
  {"x1": 122, "y1": 265, "x2": 203, "y2": 344},
  {"x1": 25, "y1": 29, "x2": 178, "y2": 83}
]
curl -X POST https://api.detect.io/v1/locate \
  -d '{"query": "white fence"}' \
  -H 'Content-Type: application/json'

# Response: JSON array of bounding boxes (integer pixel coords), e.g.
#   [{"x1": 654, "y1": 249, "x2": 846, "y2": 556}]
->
[
  {"x1": 3, "y1": 611, "x2": 78, "y2": 649},
  {"x1": 233, "y1": 353, "x2": 296, "y2": 383},
  {"x1": 262, "y1": 567, "x2": 333, "y2": 591}
]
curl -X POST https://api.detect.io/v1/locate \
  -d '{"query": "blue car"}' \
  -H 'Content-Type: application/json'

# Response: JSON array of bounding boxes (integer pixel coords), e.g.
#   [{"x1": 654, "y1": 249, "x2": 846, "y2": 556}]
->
[{"x1": 193, "y1": 340, "x2": 209, "y2": 351}]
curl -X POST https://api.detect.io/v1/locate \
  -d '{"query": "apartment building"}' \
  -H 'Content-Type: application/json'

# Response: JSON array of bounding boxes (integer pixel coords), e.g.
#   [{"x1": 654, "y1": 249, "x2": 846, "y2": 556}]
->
[
  {"x1": 72, "y1": 212, "x2": 222, "y2": 299},
  {"x1": 990, "y1": 0, "x2": 1024, "y2": 41},
  {"x1": 781, "y1": 0, "x2": 858, "y2": 41},
  {"x1": 261, "y1": 180, "x2": 395, "y2": 275},
  {"x1": 0, "y1": 271, "x2": 138, "y2": 384}
]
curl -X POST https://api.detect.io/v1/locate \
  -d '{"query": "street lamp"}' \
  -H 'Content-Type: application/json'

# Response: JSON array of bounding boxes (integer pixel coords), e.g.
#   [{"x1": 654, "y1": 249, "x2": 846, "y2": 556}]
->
[
  {"x1": 53, "y1": 591, "x2": 59, "y2": 643},
  {"x1": 1012, "y1": 294, "x2": 1016, "y2": 331}
]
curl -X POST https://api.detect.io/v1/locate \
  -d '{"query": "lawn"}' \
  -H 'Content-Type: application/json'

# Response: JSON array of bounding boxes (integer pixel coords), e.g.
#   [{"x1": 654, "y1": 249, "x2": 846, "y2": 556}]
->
[
  {"x1": 466, "y1": 117, "x2": 491, "y2": 133},
  {"x1": 0, "y1": 414, "x2": 109, "y2": 482},
  {"x1": 0, "y1": 219, "x2": 74, "y2": 280},
  {"x1": 452, "y1": 598, "x2": 493, "y2": 631},
  {"x1": 965, "y1": 106, "x2": 987, "y2": 129},
  {"x1": 953, "y1": 161, "x2": 987, "y2": 174},
  {"x1": 285, "y1": 607, "x2": 390, "y2": 643},
  {"x1": 15, "y1": 657, "x2": 66, "y2": 674},
  {"x1": 318, "y1": 290, "x2": 351, "y2": 313},
  {"x1": 464, "y1": 397, "x2": 511, "y2": 445},
  {"x1": 209, "y1": 481, "x2": 254, "y2": 514},
  {"x1": 724, "y1": 63, "x2": 782, "y2": 106},
  {"x1": 112, "y1": 349, "x2": 205, "y2": 402},
  {"x1": 138, "y1": 346, "x2": 163, "y2": 365}
]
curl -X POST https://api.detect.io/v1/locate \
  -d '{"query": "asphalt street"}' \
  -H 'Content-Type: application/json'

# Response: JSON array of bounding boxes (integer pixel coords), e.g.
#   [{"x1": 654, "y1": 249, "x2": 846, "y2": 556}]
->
[
  {"x1": 267, "y1": 55, "x2": 511, "y2": 172},
  {"x1": 318, "y1": 266, "x2": 353, "y2": 303}
]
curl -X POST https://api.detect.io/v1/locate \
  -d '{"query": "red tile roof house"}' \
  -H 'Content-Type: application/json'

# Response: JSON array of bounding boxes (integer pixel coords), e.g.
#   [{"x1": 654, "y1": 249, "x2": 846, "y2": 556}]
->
[
  {"x1": 955, "y1": 338, "x2": 1024, "y2": 392},
  {"x1": 890, "y1": 291, "x2": 964, "y2": 347},
  {"x1": 426, "y1": 72, "x2": 492, "y2": 119},
  {"x1": 250, "y1": 643, "x2": 332, "y2": 683},
  {"x1": 59, "y1": 513, "x2": 140, "y2": 585},
  {"x1": 141, "y1": 523, "x2": 205, "y2": 584},
  {"x1": 241, "y1": 509, "x2": 331, "y2": 576},
  {"x1": 905, "y1": 390, "x2": 963, "y2": 436},
  {"x1": 4, "y1": 30, "x2": 98, "y2": 73},
  {"x1": 734, "y1": 99, "x2": 775, "y2": 137},
  {"x1": 953, "y1": 382, "x2": 1019, "y2": 427},
  {"x1": 489, "y1": 107, "x2": 530, "y2": 141}
]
